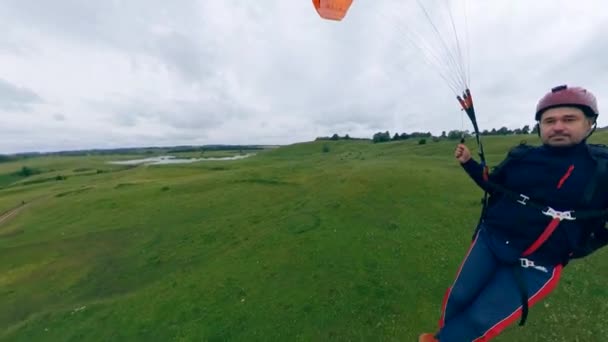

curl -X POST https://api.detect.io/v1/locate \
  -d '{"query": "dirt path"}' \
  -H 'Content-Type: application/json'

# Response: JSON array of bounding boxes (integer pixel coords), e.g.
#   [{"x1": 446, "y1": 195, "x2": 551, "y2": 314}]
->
[{"x1": 0, "y1": 202, "x2": 28, "y2": 227}]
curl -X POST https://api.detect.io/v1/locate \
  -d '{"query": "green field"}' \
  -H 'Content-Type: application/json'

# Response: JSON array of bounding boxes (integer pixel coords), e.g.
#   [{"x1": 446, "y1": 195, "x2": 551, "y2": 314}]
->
[{"x1": 1, "y1": 133, "x2": 607, "y2": 341}]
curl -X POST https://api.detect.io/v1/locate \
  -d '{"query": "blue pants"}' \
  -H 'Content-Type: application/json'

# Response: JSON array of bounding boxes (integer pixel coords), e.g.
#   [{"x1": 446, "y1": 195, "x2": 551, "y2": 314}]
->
[{"x1": 436, "y1": 228, "x2": 563, "y2": 341}]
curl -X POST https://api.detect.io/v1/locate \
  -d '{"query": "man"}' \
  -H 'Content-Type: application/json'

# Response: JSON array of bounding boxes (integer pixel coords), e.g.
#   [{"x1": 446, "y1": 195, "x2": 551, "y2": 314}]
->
[{"x1": 419, "y1": 85, "x2": 608, "y2": 342}]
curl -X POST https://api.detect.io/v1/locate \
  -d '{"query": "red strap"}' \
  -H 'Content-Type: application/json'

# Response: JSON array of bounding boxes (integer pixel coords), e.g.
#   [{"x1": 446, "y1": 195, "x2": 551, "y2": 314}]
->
[
  {"x1": 521, "y1": 164, "x2": 576, "y2": 256},
  {"x1": 557, "y1": 165, "x2": 574, "y2": 189},
  {"x1": 522, "y1": 218, "x2": 561, "y2": 256}
]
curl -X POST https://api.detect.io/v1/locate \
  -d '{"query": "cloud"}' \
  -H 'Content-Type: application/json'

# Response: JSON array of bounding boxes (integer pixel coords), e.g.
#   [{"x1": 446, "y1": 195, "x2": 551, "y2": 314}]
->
[
  {"x1": 0, "y1": 0, "x2": 607, "y2": 153},
  {"x1": 0, "y1": 78, "x2": 42, "y2": 111}
]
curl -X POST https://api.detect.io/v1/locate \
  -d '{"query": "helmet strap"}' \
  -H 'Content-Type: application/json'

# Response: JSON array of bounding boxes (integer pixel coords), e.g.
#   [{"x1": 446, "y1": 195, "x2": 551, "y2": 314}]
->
[{"x1": 585, "y1": 121, "x2": 598, "y2": 140}]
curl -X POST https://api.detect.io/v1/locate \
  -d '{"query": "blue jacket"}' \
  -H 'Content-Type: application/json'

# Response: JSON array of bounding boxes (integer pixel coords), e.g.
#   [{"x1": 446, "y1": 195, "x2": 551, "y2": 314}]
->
[{"x1": 461, "y1": 141, "x2": 608, "y2": 265}]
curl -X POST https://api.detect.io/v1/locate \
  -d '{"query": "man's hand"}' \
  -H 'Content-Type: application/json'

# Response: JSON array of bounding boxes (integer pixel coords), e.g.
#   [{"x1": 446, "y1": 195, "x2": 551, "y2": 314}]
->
[{"x1": 455, "y1": 143, "x2": 472, "y2": 164}]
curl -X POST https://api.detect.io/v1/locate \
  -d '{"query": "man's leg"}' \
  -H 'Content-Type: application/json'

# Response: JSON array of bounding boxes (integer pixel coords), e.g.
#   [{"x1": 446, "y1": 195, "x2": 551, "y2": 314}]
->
[
  {"x1": 438, "y1": 230, "x2": 498, "y2": 328},
  {"x1": 437, "y1": 261, "x2": 563, "y2": 341}
]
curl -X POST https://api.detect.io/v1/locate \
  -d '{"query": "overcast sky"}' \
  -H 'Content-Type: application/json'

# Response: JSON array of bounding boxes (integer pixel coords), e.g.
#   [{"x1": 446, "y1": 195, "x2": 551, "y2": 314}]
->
[{"x1": 1, "y1": 0, "x2": 607, "y2": 154}]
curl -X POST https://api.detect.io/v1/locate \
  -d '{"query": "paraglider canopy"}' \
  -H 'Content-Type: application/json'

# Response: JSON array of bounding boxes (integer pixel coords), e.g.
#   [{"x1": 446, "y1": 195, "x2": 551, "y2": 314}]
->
[{"x1": 312, "y1": 0, "x2": 353, "y2": 21}]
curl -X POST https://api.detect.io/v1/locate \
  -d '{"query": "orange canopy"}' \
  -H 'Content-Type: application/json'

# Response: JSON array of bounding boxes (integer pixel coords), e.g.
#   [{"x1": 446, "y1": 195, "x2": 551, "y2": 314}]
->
[{"x1": 312, "y1": 0, "x2": 353, "y2": 21}]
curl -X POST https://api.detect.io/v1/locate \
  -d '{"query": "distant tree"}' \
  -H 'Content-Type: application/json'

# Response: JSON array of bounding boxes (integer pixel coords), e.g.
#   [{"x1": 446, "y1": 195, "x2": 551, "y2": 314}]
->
[
  {"x1": 372, "y1": 131, "x2": 391, "y2": 143},
  {"x1": 490, "y1": 128, "x2": 497, "y2": 135},
  {"x1": 393, "y1": 133, "x2": 401, "y2": 140},
  {"x1": 497, "y1": 126, "x2": 511, "y2": 135},
  {"x1": 409, "y1": 131, "x2": 431, "y2": 138},
  {"x1": 531, "y1": 124, "x2": 539, "y2": 135},
  {"x1": 441, "y1": 131, "x2": 447, "y2": 138},
  {"x1": 330, "y1": 133, "x2": 340, "y2": 141},
  {"x1": 344, "y1": 134, "x2": 351, "y2": 140},
  {"x1": 20, "y1": 166, "x2": 33, "y2": 177},
  {"x1": 447, "y1": 130, "x2": 463, "y2": 140},
  {"x1": 418, "y1": 138, "x2": 427, "y2": 145},
  {"x1": 400, "y1": 133, "x2": 409, "y2": 140},
  {"x1": 0, "y1": 155, "x2": 16, "y2": 163},
  {"x1": 17, "y1": 166, "x2": 41, "y2": 177},
  {"x1": 522, "y1": 125, "x2": 530, "y2": 134}
]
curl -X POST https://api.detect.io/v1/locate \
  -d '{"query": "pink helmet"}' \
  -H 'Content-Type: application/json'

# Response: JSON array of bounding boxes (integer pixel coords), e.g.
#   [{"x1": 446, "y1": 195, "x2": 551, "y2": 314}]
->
[{"x1": 535, "y1": 85, "x2": 599, "y2": 121}]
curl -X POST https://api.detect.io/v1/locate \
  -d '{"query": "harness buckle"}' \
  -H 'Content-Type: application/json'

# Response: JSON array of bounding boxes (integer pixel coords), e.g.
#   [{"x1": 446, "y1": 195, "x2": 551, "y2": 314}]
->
[
  {"x1": 520, "y1": 258, "x2": 533, "y2": 268},
  {"x1": 517, "y1": 194, "x2": 530, "y2": 205},
  {"x1": 542, "y1": 207, "x2": 576, "y2": 221},
  {"x1": 519, "y1": 258, "x2": 548, "y2": 273}
]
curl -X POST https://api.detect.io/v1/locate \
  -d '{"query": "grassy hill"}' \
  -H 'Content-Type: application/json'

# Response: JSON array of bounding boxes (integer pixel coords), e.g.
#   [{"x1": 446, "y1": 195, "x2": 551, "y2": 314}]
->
[{"x1": 1, "y1": 133, "x2": 607, "y2": 341}]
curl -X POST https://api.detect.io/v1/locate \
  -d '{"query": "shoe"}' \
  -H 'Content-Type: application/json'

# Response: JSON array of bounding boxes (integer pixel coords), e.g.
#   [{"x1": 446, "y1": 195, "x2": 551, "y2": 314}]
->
[{"x1": 418, "y1": 333, "x2": 438, "y2": 342}]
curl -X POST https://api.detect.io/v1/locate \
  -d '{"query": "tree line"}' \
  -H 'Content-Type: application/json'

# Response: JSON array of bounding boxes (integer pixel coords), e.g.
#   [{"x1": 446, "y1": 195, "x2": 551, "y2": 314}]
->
[{"x1": 317, "y1": 124, "x2": 542, "y2": 144}]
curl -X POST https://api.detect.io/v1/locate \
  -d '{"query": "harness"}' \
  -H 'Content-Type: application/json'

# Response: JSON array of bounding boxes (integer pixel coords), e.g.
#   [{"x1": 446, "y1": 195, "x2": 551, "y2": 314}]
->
[{"x1": 473, "y1": 142, "x2": 608, "y2": 326}]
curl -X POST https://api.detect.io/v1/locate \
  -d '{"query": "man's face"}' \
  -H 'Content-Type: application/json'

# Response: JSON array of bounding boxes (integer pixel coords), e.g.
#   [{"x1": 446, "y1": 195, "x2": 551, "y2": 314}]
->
[{"x1": 539, "y1": 106, "x2": 594, "y2": 147}]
